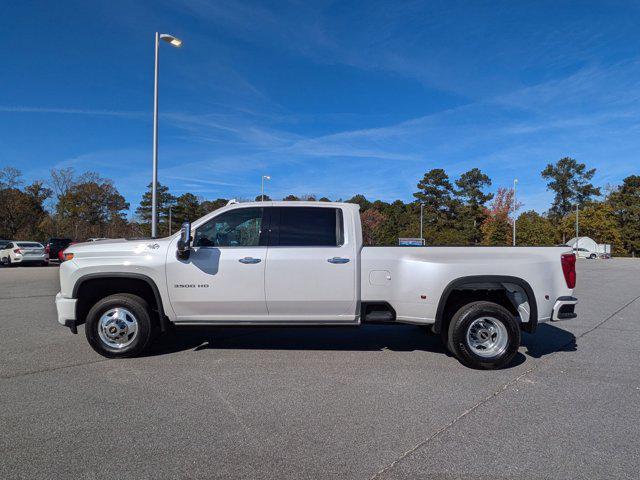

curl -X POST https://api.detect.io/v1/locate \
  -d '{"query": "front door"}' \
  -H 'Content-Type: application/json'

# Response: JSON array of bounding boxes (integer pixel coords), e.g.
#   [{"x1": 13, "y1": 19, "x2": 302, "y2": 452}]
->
[{"x1": 166, "y1": 207, "x2": 269, "y2": 322}]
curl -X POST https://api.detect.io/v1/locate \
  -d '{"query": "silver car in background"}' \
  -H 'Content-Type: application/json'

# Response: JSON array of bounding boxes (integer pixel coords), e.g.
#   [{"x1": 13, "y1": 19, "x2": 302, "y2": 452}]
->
[{"x1": 0, "y1": 241, "x2": 48, "y2": 266}]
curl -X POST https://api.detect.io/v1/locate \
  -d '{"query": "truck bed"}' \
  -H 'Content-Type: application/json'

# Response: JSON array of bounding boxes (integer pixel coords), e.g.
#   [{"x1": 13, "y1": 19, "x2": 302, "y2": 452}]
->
[{"x1": 360, "y1": 246, "x2": 573, "y2": 324}]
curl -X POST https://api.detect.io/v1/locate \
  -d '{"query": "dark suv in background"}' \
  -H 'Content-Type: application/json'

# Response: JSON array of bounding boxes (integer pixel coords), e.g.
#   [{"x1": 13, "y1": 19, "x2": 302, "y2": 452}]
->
[{"x1": 45, "y1": 238, "x2": 73, "y2": 261}]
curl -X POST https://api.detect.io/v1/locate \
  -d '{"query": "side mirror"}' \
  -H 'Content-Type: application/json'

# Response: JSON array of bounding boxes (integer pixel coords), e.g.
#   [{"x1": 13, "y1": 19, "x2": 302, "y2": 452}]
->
[{"x1": 177, "y1": 222, "x2": 191, "y2": 259}]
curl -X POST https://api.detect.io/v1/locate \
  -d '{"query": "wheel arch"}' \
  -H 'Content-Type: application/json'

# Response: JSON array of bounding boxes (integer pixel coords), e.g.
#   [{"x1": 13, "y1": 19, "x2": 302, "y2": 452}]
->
[
  {"x1": 72, "y1": 273, "x2": 170, "y2": 332},
  {"x1": 433, "y1": 275, "x2": 538, "y2": 335}
]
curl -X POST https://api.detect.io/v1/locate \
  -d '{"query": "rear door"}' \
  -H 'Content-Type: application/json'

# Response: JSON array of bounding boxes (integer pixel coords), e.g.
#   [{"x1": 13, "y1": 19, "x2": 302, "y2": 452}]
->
[
  {"x1": 265, "y1": 206, "x2": 357, "y2": 322},
  {"x1": 0, "y1": 243, "x2": 12, "y2": 261}
]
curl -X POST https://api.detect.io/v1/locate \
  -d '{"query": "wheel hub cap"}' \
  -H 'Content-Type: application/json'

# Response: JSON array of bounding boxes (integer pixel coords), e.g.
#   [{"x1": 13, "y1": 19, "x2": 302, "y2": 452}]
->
[
  {"x1": 466, "y1": 316, "x2": 508, "y2": 358},
  {"x1": 98, "y1": 308, "x2": 138, "y2": 349}
]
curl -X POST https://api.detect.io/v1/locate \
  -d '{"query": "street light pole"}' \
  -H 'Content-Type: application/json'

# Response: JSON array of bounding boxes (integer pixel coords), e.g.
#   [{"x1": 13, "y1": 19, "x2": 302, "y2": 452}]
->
[
  {"x1": 151, "y1": 32, "x2": 159, "y2": 238},
  {"x1": 512, "y1": 178, "x2": 518, "y2": 246},
  {"x1": 168, "y1": 205, "x2": 172, "y2": 236},
  {"x1": 420, "y1": 203, "x2": 424, "y2": 245},
  {"x1": 575, "y1": 203, "x2": 579, "y2": 241},
  {"x1": 261, "y1": 175, "x2": 270, "y2": 201},
  {"x1": 151, "y1": 32, "x2": 182, "y2": 238}
]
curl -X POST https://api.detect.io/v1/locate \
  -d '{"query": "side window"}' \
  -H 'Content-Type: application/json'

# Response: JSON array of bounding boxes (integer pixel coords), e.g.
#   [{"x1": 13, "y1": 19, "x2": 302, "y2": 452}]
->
[
  {"x1": 194, "y1": 208, "x2": 264, "y2": 247},
  {"x1": 275, "y1": 207, "x2": 343, "y2": 247}
]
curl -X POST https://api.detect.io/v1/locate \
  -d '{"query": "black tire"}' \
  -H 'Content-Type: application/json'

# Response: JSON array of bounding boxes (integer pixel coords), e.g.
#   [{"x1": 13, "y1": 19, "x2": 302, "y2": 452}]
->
[
  {"x1": 85, "y1": 293, "x2": 157, "y2": 358},
  {"x1": 447, "y1": 301, "x2": 520, "y2": 369},
  {"x1": 589, "y1": 253, "x2": 597, "y2": 259},
  {"x1": 7, "y1": 257, "x2": 15, "y2": 267}
]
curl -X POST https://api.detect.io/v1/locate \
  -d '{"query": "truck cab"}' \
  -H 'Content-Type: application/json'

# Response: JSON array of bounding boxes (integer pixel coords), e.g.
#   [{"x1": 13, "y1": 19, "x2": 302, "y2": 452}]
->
[{"x1": 167, "y1": 202, "x2": 359, "y2": 324}]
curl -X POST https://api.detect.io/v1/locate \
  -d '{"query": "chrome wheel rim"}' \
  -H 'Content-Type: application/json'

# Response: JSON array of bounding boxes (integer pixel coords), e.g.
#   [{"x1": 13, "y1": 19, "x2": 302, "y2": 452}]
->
[
  {"x1": 98, "y1": 307, "x2": 138, "y2": 349},
  {"x1": 466, "y1": 316, "x2": 508, "y2": 358}
]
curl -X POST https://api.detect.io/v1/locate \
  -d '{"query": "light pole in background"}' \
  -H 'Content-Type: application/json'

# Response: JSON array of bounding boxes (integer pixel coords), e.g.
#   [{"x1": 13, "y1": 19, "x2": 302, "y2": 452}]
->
[
  {"x1": 512, "y1": 178, "x2": 518, "y2": 246},
  {"x1": 151, "y1": 32, "x2": 182, "y2": 238},
  {"x1": 168, "y1": 205, "x2": 172, "y2": 236},
  {"x1": 419, "y1": 203, "x2": 424, "y2": 244},
  {"x1": 261, "y1": 175, "x2": 271, "y2": 201},
  {"x1": 575, "y1": 203, "x2": 579, "y2": 241}
]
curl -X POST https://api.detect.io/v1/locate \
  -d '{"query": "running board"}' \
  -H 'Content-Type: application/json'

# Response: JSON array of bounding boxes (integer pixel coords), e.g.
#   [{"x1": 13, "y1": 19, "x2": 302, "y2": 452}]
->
[{"x1": 173, "y1": 319, "x2": 361, "y2": 327}]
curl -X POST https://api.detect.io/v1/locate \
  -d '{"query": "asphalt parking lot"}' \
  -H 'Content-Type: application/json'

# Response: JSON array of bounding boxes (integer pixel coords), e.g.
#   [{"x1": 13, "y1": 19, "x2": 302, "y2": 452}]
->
[{"x1": 1, "y1": 259, "x2": 639, "y2": 479}]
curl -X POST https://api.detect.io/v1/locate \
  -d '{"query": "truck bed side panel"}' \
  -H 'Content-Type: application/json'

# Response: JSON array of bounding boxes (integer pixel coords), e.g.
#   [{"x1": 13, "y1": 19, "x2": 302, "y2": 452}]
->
[{"x1": 360, "y1": 246, "x2": 574, "y2": 324}]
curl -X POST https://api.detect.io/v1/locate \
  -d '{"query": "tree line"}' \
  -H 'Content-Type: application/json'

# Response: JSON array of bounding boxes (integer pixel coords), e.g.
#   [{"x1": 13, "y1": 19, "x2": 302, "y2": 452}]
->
[{"x1": 1, "y1": 158, "x2": 638, "y2": 255}]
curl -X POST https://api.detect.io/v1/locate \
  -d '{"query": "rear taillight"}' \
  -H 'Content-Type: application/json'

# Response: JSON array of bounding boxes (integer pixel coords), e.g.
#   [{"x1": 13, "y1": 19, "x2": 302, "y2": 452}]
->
[
  {"x1": 45, "y1": 245, "x2": 50, "y2": 254},
  {"x1": 561, "y1": 252, "x2": 576, "y2": 289},
  {"x1": 13, "y1": 248, "x2": 21, "y2": 254}
]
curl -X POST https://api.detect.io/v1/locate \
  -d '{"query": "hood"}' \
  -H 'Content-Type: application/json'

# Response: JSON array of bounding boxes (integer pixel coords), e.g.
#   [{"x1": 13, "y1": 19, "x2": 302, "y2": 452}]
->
[{"x1": 66, "y1": 237, "x2": 173, "y2": 257}]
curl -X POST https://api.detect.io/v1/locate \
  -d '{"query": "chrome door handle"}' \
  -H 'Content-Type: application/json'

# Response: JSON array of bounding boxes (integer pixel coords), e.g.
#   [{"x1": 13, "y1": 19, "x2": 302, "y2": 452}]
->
[
  {"x1": 239, "y1": 257, "x2": 261, "y2": 264},
  {"x1": 327, "y1": 257, "x2": 350, "y2": 264}
]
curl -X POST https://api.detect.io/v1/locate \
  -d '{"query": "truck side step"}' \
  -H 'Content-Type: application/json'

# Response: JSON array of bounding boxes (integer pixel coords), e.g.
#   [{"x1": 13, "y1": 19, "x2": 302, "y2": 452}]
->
[
  {"x1": 362, "y1": 301, "x2": 397, "y2": 323},
  {"x1": 363, "y1": 310, "x2": 396, "y2": 324}
]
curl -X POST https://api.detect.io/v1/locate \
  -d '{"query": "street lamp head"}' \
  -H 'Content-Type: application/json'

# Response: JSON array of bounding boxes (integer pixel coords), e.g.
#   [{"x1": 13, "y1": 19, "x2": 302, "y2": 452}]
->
[
  {"x1": 263, "y1": 175, "x2": 271, "y2": 180},
  {"x1": 160, "y1": 33, "x2": 183, "y2": 48},
  {"x1": 514, "y1": 178, "x2": 518, "y2": 184}
]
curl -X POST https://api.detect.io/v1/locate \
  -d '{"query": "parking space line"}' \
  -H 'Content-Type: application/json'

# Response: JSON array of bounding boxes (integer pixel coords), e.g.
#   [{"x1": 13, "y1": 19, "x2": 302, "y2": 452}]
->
[
  {"x1": 0, "y1": 294, "x2": 56, "y2": 300},
  {"x1": 0, "y1": 358, "x2": 110, "y2": 380}
]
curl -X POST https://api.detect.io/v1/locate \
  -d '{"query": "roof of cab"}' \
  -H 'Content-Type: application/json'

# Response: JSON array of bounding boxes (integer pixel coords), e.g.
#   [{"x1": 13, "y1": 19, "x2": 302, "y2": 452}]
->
[{"x1": 225, "y1": 200, "x2": 360, "y2": 211}]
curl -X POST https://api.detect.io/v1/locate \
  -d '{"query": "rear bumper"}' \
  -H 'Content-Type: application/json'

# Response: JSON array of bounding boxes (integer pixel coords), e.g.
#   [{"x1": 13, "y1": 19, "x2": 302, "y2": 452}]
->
[
  {"x1": 13, "y1": 255, "x2": 47, "y2": 263},
  {"x1": 55, "y1": 293, "x2": 77, "y2": 326},
  {"x1": 551, "y1": 296, "x2": 578, "y2": 321}
]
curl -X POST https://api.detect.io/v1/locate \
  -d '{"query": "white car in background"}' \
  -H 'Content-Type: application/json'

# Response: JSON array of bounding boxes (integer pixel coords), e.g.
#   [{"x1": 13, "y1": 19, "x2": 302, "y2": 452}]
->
[
  {"x1": 573, "y1": 247, "x2": 598, "y2": 259},
  {"x1": 0, "y1": 241, "x2": 48, "y2": 267}
]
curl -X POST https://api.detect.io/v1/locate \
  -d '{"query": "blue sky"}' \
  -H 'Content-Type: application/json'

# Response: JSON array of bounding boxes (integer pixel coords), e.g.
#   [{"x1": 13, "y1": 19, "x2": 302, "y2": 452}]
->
[{"x1": 2, "y1": 0, "x2": 640, "y2": 215}]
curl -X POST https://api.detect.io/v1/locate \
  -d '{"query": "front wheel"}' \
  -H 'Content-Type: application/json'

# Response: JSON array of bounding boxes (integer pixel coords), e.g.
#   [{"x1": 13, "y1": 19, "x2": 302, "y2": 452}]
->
[
  {"x1": 447, "y1": 301, "x2": 520, "y2": 369},
  {"x1": 85, "y1": 294, "x2": 157, "y2": 358}
]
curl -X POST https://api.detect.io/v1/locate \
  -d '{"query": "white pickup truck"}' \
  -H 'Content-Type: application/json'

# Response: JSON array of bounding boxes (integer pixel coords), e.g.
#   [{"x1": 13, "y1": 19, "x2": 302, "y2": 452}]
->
[{"x1": 56, "y1": 201, "x2": 578, "y2": 369}]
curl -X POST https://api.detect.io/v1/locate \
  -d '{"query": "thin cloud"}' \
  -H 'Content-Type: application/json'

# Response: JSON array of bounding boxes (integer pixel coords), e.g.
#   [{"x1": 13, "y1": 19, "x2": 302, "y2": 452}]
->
[{"x1": 0, "y1": 105, "x2": 144, "y2": 117}]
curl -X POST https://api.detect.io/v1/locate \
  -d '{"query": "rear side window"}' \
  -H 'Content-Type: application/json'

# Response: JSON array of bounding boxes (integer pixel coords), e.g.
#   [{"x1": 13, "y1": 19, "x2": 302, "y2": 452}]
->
[
  {"x1": 273, "y1": 207, "x2": 343, "y2": 247},
  {"x1": 17, "y1": 242, "x2": 42, "y2": 248}
]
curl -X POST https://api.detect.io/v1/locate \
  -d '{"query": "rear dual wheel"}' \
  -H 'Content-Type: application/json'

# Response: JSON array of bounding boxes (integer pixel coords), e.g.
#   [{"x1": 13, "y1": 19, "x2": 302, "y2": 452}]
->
[{"x1": 446, "y1": 301, "x2": 520, "y2": 369}]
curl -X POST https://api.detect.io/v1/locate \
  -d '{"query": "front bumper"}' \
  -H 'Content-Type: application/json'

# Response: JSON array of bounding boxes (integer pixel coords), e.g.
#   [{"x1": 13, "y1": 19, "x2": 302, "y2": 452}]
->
[
  {"x1": 551, "y1": 296, "x2": 578, "y2": 321},
  {"x1": 55, "y1": 292, "x2": 77, "y2": 327}
]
